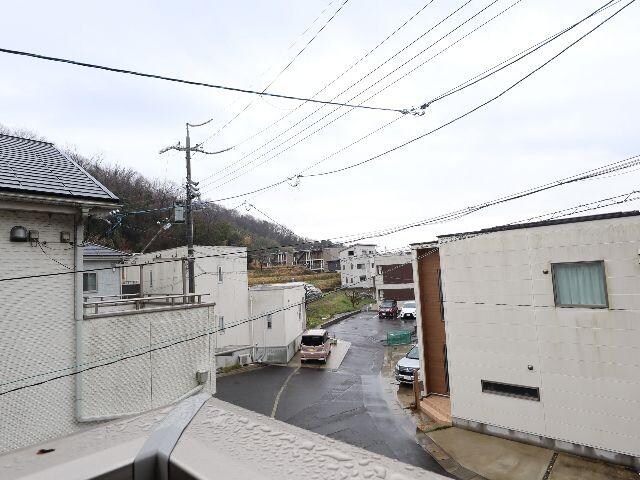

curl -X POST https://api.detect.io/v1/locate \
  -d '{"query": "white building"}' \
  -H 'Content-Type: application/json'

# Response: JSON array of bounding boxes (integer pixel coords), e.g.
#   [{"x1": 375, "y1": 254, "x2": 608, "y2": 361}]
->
[
  {"x1": 123, "y1": 245, "x2": 251, "y2": 365},
  {"x1": 249, "y1": 283, "x2": 306, "y2": 364},
  {"x1": 339, "y1": 244, "x2": 376, "y2": 288},
  {"x1": 0, "y1": 135, "x2": 215, "y2": 454},
  {"x1": 82, "y1": 242, "x2": 128, "y2": 300},
  {"x1": 437, "y1": 212, "x2": 640, "y2": 468},
  {"x1": 374, "y1": 251, "x2": 414, "y2": 306}
]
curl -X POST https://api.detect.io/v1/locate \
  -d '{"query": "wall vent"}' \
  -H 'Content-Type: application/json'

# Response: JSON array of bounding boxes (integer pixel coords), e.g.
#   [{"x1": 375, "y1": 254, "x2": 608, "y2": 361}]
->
[{"x1": 481, "y1": 380, "x2": 540, "y2": 401}]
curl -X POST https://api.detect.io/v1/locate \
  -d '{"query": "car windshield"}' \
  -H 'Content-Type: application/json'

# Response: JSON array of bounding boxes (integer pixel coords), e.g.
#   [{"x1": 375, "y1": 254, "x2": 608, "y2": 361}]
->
[
  {"x1": 403, "y1": 302, "x2": 416, "y2": 308},
  {"x1": 406, "y1": 346, "x2": 419, "y2": 359},
  {"x1": 381, "y1": 300, "x2": 395, "y2": 307},
  {"x1": 302, "y1": 335, "x2": 324, "y2": 346}
]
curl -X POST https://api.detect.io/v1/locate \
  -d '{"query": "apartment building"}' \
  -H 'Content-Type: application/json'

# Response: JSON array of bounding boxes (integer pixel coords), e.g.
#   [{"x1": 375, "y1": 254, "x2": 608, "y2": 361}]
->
[
  {"x1": 339, "y1": 244, "x2": 376, "y2": 288},
  {"x1": 374, "y1": 251, "x2": 415, "y2": 306}
]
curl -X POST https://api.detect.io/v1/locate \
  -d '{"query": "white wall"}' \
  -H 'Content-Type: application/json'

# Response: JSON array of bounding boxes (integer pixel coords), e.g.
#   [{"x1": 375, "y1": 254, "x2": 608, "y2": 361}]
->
[
  {"x1": 83, "y1": 258, "x2": 121, "y2": 298},
  {"x1": 249, "y1": 283, "x2": 306, "y2": 351},
  {"x1": 340, "y1": 244, "x2": 376, "y2": 288},
  {"x1": 439, "y1": 216, "x2": 640, "y2": 458},
  {"x1": 0, "y1": 209, "x2": 77, "y2": 453},
  {"x1": 125, "y1": 245, "x2": 250, "y2": 350}
]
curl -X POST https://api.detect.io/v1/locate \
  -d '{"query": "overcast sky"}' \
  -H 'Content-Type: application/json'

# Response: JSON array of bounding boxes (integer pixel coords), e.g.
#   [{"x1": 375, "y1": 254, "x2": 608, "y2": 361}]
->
[{"x1": 1, "y1": 0, "x2": 638, "y2": 249}]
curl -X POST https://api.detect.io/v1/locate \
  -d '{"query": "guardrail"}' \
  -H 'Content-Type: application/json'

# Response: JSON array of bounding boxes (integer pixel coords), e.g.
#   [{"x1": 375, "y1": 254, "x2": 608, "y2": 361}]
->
[{"x1": 83, "y1": 293, "x2": 209, "y2": 314}]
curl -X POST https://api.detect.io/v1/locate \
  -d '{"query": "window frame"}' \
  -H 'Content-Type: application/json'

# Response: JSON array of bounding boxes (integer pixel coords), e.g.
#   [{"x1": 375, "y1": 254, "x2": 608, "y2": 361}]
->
[
  {"x1": 267, "y1": 314, "x2": 272, "y2": 329},
  {"x1": 218, "y1": 266, "x2": 223, "y2": 283},
  {"x1": 551, "y1": 260, "x2": 609, "y2": 309},
  {"x1": 83, "y1": 272, "x2": 98, "y2": 293},
  {"x1": 219, "y1": 315, "x2": 225, "y2": 332}
]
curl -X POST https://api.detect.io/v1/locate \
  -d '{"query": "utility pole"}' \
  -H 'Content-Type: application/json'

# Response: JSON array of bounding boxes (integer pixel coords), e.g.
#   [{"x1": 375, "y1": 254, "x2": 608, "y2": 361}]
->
[{"x1": 159, "y1": 119, "x2": 233, "y2": 298}]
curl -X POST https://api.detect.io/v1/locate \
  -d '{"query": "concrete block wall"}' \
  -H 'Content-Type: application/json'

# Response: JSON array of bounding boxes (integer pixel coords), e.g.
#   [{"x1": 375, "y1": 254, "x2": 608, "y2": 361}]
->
[{"x1": 440, "y1": 216, "x2": 640, "y2": 459}]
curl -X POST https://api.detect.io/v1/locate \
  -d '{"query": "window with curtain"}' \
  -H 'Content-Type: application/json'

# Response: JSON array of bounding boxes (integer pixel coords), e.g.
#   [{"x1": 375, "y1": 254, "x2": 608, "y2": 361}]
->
[{"x1": 552, "y1": 261, "x2": 608, "y2": 308}]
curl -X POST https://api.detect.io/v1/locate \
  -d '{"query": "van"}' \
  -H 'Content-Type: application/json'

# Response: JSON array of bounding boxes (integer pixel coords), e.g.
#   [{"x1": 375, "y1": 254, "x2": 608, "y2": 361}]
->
[{"x1": 300, "y1": 329, "x2": 332, "y2": 363}]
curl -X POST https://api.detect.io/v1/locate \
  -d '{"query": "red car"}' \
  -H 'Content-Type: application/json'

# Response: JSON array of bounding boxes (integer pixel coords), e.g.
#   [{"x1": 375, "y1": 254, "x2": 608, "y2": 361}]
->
[{"x1": 378, "y1": 299, "x2": 398, "y2": 319}]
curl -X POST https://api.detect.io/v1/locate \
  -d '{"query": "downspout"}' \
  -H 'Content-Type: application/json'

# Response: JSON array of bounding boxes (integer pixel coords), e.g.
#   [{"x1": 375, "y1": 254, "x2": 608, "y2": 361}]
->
[
  {"x1": 249, "y1": 293, "x2": 255, "y2": 361},
  {"x1": 75, "y1": 207, "x2": 89, "y2": 422}
]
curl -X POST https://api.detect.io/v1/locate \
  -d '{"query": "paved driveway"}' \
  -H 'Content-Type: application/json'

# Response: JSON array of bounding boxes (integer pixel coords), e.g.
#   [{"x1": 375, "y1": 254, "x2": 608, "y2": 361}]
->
[{"x1": 216, "y1": 311, "x2": 448, "y2": 475}]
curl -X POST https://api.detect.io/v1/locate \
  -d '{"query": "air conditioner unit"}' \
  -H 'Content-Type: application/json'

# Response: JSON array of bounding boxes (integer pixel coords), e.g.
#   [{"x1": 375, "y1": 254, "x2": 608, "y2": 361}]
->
[{"x1": 238, "y1": 354, "x2": 251, "y2": 366}]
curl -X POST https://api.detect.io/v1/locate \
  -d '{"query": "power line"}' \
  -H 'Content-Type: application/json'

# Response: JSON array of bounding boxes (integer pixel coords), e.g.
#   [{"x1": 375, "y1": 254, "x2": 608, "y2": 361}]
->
[
  {"x1": 3, "y1": 149, "x2": 639, "y2": 284},
  {"x1": 199, "y1": 0, "x2": 438, "y2": 180},
  {"x1": 0, "y1": 47, "x2": 411, "y2": 114},
  {"x1": 201, "y1": 0, "x2": 352, "y2": 144},
  {"x1": 197, "y1": 0, "x2": 480, "y2": 190},
  {"x1": 302, "y1": 0, "x2": 635, "y2": 179},
  {"x1": 3, "y1": 192, "x2": 639, "y2": 396}
]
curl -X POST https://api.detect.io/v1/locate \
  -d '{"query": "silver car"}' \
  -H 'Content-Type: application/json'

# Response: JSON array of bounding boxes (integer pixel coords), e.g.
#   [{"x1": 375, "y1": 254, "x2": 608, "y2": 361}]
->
[{"x1": 394, "y1": 344, "x2": 420, "y2": 384}]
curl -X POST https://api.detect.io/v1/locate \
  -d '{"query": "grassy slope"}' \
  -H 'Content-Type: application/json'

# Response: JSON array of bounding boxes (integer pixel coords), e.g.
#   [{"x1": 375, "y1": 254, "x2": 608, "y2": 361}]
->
[
  {"x1": 248, "y1": 265, "x2": 340, "y2": 291},
  {"x1": 306, "y1": 291, "x2": 372, "y2": 328}
]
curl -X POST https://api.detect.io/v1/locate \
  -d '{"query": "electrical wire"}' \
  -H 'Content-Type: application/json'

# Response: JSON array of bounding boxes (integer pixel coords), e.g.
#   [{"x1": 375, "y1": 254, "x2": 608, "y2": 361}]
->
[
  {"x1": 2, "y1": 149, "x2": 639, "y2": 284},
  {"x1": 3, "y1": 192, "x2": 639, "y2": 395},
  {"x1": 302, "y1": 0, "x2": 635, "y2": 179},
  {"x1": 199, "y1": 0, "x2": 482, "y2": 190},
  {"x1": 199, "y1": 0, "x2": 438, "y2": 179},
  {"x1": 0, "y1": 47, "x2": 409, "y2": 114}
]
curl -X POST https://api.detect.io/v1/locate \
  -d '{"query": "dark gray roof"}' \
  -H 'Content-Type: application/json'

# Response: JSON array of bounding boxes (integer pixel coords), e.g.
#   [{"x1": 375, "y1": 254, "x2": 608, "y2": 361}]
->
[
  {"x1": 0, "y1": 134, "x2": 118, "y2": 202},
  {"x1": 439, "y1": 211, "x2": 640, "y2": 239},
  {"x1": 84, "y1": 242, "x2": 128, "y2": 258}
]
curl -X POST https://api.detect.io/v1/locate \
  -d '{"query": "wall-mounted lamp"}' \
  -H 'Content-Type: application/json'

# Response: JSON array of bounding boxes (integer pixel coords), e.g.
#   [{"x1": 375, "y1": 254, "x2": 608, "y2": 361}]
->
[
  {"x1": 60, "y1": 231, "x2": 71, "y2": 243},
  {"x1": 28, "y1": 230, "x2": 39, "y2": 242},
  {"x1": 9, "y1": 226, "x2": 28, "y2": 242}
]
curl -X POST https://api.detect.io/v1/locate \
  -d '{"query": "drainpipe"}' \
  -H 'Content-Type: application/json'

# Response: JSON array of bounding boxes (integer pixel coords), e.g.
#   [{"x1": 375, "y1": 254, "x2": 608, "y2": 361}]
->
[
  {"x1": 75, "y1": 207, "x2": 89, "y2": 422},
  {"x1": 249, "y1": 293, "x2": 255, "y2": 361}
]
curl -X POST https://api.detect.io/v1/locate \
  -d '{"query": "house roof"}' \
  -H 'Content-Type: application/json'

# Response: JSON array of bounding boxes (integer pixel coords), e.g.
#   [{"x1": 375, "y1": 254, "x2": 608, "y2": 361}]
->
[
  {"x1": 84, "y1": 242, "x2": 128, "y2": 258},
  {"x1": 439, "y1": 211, "x2": 640, "y2": 239},
  {"x1": 0, "y1": 134, "x2": 119, "y2": 203}
]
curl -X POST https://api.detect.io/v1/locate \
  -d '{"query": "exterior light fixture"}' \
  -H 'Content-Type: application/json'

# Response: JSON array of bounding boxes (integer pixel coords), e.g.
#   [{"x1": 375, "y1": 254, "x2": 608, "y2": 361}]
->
[{"x1": 9, "y1": 226, "x2": 28, "y2": 242}]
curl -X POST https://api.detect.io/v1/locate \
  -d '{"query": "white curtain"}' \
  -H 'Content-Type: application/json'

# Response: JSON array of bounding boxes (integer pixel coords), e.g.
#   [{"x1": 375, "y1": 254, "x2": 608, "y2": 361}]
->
[{"x1": 553, "y1": 262, "x2": 607, "y2": 306}]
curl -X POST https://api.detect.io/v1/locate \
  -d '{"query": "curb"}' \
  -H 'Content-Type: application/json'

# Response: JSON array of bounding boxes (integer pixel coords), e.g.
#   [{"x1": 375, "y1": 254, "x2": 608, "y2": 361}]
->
[
  {"x1": 416, "y1": 431, "x2": 488, "y2": 480},
  {"x1": 320, "y1": 309, "x2": 360, "y2": 328}
]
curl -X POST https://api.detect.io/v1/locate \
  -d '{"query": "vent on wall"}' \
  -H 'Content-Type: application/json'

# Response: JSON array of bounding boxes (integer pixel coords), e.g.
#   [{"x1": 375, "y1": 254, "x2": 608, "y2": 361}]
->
[{"x1": 481, "y1": 380, "x2": 540, "y2": 401}]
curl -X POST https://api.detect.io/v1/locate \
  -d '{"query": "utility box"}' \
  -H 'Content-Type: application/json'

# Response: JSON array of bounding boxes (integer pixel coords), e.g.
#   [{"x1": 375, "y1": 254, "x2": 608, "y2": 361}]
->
[{"x1": 172, "y1": 204, "x2": 185, "y2": 223}]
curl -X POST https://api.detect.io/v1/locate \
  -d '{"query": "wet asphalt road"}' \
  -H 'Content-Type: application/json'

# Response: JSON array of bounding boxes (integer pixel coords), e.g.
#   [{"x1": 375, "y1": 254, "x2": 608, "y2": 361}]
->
[{"x1": 216, "y1": 311, "x2": 448, "y2": 475}]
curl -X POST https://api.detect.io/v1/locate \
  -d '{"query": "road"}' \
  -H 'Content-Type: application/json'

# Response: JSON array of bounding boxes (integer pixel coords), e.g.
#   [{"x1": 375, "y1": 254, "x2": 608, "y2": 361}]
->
[{"x1": 216, "y1": 311, "x2": 448, "y2": 476}]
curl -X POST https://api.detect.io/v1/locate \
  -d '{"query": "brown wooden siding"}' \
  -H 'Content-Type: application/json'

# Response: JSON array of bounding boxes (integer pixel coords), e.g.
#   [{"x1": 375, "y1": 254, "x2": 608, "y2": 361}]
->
[
  {"x1": 380, "y1": 287, "x2": 414, "y2": 301},
  {"x1": 417, "y1": 248, "x2": 448, "y2": 395},
  {"x1": 381, "y1": 263, "x2": 413, "y2": 284}
]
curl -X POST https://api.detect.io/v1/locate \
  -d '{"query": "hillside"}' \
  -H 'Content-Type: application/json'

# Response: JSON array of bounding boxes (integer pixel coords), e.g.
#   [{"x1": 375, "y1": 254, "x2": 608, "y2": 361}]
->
[{"x1": 0, "y1": 124, "x2": 312, "y2": 255}]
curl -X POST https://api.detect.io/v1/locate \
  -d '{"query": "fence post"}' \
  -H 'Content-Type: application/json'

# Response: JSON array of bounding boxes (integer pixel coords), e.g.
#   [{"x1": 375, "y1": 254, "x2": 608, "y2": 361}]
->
[{"x1": 412, "y1": 370, "x2": 420, "y2": 409}]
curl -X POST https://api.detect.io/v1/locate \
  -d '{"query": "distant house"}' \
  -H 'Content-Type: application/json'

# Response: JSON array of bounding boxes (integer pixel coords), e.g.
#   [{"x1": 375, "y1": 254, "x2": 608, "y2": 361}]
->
[
  {"x1": 374, "y1": 251, "x2": 414, "y2": 306},
  {"x1": 339, "y1": 244, "x2": 376, "y2": 288},
  {"x1": 293, "y1": 246, "x2": 341, "y2": 272},
  {"x1": 268, "y1": 249, "x2": 293, "y2": 266},
  {"x1": 82, "y1": 242, "x2": 128, "y2": 300},
  {"x1": 412, "y1": 212, "x2": 640, "y2": 468}
]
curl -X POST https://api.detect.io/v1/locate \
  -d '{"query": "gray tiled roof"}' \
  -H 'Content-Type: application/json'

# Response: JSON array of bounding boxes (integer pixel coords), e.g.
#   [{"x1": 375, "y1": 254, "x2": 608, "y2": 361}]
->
[
  {"x1": 0, "y1": 134, "x2": 119, "y2": 202},
  {"x1": 84, "y1": 242, "x2": 128, "y2": 258}
]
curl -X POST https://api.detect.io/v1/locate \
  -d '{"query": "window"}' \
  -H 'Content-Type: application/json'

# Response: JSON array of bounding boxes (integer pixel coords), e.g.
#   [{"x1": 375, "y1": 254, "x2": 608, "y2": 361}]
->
[
  {"x1": 350, "y1": 278, "x2": 354, "y2": 284},
  {"x1": 350, "y1": 264, "x2": 353, "y2": 270},
  {"x1": 379, "y1": 289, "x2": 384, "y2": 300},
  {"x1": 348, "y1": 250, "x2": 354, "y2": 256},
  {"x1": 360, "y1": 275, "x2": 366, "y2": 281},
  {"x1": 342, "y1": 265, "x2": 345, "y2": 270},
  {"x1": 481, "y1": 380, "x2": 540, "y2": 401},
  {"x1": 149, "y1": 270, "x2": 153, "y2": 287},
  {"x1": 357, "y1": 263, "x2": 365, "y2": 269},
  {"x1": 219, "y1": 316, "x2": 225, "y2": 332},
  {"x1": 371, "y1": 262, "x2": 374, "y2": 268},
  {"x1": 83, "y1": 272, "x2": 97, "y2": 292},
  {"x1": 218, "y1": 266, "x2": 223, "y2": 283},
  {"x1": 377, "y1": 266, "x2": 383, "y2": 275},
  {"x1": 551, "y1": 261, "x2": 608, "y2": 308},
  {"x1": 267, "y1": 314, "x2": 272, "y2": 329}
]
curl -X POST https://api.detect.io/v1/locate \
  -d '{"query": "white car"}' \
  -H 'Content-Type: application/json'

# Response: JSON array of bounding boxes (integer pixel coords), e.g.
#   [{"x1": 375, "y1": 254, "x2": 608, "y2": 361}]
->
[
  {"x1": 395, "y1": 344, "x2": 420, "y2": 384},
  {"x1": 399, "y1": 301, "x2": 417, "y2": 319}
]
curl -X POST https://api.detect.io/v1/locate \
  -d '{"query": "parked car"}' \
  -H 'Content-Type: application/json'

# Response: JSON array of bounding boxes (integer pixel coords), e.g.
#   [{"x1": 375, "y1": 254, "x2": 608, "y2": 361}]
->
[
  {"x1": 303, "y1": 283, "x2": 322, "y2": 301},
  {"x1": 395, "y1": 344, "x2": 420, "y2": 384},
  {"x1": 399, "y1": 301, "x2": 417, "y2": 319},
  {"x1": 300, "y1": 329, "x2": 332, "y2": 363},
  {"x1": 378, "y1": 299, "x2": 398, "y2": 319}
]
